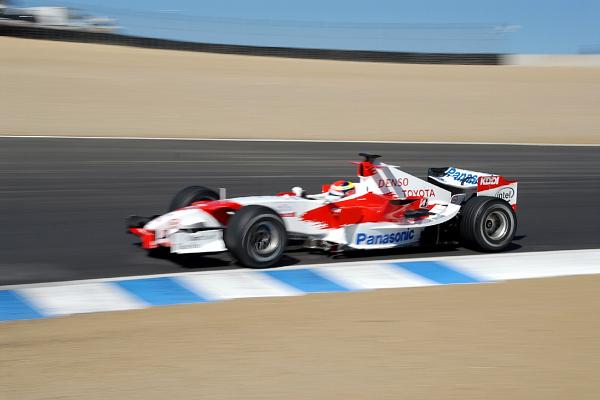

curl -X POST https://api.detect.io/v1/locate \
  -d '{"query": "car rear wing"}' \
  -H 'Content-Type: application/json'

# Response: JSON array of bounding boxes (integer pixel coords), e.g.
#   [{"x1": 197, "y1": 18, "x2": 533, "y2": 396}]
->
[
  {"x1": 428, "y1": 167, "x2": 518, "y2": 210},
  {"x1": 477, "y1": 175, "x2": 518, "y2": 210}
]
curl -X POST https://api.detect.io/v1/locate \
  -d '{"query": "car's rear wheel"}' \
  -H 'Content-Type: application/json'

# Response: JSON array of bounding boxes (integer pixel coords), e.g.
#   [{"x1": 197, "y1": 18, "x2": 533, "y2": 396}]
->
[
  {"x1": 459, "y1": 196, "x2": 516, "y2": 252},
  {"x1": 169, "y1": 186, "x2": 219, "y2": 211},
  {"x1": 224, "y1": 205, "x2": 287, "y2": 268}
]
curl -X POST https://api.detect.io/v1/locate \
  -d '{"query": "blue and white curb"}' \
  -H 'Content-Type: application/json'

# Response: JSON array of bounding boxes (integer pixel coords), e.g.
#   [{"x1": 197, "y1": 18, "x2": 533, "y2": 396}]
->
[{"x1": 1, "y1": 249, "x2": 600, "y2": 322}]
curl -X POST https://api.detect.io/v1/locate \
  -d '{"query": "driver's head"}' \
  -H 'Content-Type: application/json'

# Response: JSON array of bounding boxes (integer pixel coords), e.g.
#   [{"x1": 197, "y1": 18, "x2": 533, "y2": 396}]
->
[{"x1": 329, "y1": 180, "x2": 356, "y2": 197}]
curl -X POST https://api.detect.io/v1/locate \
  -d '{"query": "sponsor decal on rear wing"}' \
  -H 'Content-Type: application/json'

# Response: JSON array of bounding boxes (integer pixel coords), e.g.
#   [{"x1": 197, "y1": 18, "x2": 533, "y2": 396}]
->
[
  {"x1": 477, "y1": 175, "x2": 518, "y2": 210},
  {"x1": 428, "y1": 167, "x2": 518, "y2": 209},
  {"x1": 428, "y1": 167, "x2": 486, "y2": 188}
]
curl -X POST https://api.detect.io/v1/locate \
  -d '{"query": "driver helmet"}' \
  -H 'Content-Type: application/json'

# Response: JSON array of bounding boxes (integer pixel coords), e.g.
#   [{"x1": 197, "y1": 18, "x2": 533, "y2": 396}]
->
[{"x1": 329, "y1": 180, "x2": 356, "y2": 197}]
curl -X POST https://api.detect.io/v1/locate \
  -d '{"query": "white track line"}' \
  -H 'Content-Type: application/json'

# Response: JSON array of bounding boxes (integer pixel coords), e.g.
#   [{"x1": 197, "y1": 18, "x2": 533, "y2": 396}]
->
[
  {"x1": 446, "y1": 251, "x2": 600, "y2": 281},
  {"x1": 1, "y1": 135, "x2": 598, "y2": 147}
]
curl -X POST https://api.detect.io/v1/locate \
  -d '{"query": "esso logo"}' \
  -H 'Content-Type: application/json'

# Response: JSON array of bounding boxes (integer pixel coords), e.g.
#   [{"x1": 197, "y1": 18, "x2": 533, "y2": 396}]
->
[
  {"x1": 480, "y1": 176, "x2": 499, "y2": 186},
  {"x1": 496, "y1": 187, "x2": 515, "y2": 201}
]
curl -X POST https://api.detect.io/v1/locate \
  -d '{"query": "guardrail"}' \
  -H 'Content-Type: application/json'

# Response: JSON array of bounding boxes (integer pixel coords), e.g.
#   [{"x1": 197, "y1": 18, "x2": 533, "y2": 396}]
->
[{"x1": 0, "y1": 21, "x2": 502, "y2": 65}]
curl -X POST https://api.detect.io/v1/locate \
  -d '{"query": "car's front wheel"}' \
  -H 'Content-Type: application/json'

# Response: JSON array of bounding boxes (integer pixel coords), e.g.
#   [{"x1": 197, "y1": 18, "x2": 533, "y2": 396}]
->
[
  {"x1": 224, "y1": 205, "x2": 287, "y2": 268},
  {"x1": 459, "y1": 196, "x2": 516, "y2": 252}
]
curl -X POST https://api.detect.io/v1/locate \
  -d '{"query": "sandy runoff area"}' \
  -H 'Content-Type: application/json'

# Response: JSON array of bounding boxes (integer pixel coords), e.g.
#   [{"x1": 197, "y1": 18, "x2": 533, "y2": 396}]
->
[{"x1": 1, "y1": 37, "x2": 600, "y2": 143}]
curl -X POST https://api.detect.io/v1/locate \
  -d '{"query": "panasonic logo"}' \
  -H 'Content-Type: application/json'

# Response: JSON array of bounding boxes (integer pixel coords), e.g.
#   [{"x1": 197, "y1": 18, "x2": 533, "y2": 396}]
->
[
  {"x1": 444, "y1": 167, "x2": 478, "y2": 185},
  {"x1": 356, "y1": 230, "x2": 415, "y2": 245}
]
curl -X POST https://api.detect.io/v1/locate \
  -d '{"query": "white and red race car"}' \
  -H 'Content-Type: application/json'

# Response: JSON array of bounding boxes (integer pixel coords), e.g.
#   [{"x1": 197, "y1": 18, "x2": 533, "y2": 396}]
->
[{"x1": 128, "y1": 153, "x2": 518, "y2": 268}]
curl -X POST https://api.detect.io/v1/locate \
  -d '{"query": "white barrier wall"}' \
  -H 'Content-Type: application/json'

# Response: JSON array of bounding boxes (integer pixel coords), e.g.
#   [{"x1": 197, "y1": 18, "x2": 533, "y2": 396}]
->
[{"x1": 504, "y1": 54, "x2": 600, "y2": 67}]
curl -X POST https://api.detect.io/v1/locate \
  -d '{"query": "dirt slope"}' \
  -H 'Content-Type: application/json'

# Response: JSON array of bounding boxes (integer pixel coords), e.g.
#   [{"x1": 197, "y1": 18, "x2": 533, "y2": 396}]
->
[{"x1": 2, "y1": 37, "x2": 600, "y2": 143}]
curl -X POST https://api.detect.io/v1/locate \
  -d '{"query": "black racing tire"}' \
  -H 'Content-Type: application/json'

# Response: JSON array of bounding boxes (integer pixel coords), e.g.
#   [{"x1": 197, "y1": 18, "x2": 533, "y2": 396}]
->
[
  {"x1": 459, "y1": 196, "x2": 517, "y2": 252},
  {"x1": 169, "y1": 186, "x2": 219, "y2": 211},
  {"x1": 224, "y1": 205, "x2": 287, "y2": 268}
]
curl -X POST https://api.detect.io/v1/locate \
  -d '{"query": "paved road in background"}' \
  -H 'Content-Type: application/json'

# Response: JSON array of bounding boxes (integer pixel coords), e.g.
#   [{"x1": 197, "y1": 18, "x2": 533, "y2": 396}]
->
[{"x1": 1, "y1": 138, "x2": 598, "y2": 285}]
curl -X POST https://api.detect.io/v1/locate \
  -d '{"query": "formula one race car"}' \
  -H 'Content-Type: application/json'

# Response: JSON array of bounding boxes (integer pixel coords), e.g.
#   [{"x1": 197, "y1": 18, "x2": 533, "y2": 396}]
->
[{"x1": 128, "y1": 153, "x2": 518, "y2": 268}]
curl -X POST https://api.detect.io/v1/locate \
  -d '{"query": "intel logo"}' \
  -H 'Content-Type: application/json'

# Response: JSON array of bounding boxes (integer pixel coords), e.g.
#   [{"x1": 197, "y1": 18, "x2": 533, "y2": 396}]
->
[{"x1": 496, "y1": 187, "x2": 515, "y2": 201}]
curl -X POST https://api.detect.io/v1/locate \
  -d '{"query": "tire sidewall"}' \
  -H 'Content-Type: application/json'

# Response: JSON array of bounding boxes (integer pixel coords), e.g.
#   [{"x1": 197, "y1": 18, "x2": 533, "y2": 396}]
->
[
  {"x1": 240, "y1": 214, "x2": 286, "y2": 264},
  {"x1": 471, "y1": 199, "x2": 516, "y2": 251},
  {"x1": 225, "y1": 205, "x2": 287, "y2": 268}
]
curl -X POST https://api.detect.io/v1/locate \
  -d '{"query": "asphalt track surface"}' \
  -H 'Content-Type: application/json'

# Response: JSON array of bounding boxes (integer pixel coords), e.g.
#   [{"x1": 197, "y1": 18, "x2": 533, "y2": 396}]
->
[{"x1": 1, "y1": 137, "x2": 598, "y2": 285}]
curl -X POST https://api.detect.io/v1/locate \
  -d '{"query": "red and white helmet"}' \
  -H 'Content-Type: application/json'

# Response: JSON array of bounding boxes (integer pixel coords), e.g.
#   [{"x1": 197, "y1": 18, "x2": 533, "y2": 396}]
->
[{"x1": 328, "y1": 180, "x2": 356, "y2": 197}]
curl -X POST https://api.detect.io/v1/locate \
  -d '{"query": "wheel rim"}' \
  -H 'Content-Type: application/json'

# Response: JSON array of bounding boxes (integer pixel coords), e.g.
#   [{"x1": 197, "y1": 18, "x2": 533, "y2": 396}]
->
[
  {"x1": 248, "y1": 220, "x2": 281, "y2": 261},
  {"x1": 483, "y1": 210, "x2": 509, "y2": 241}
]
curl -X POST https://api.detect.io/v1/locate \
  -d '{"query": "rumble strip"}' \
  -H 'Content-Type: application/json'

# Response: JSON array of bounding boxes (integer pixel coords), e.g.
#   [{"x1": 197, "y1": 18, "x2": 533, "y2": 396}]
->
[{"x1": 1, "y1": 249, "x2": 600, "y2": 322}]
